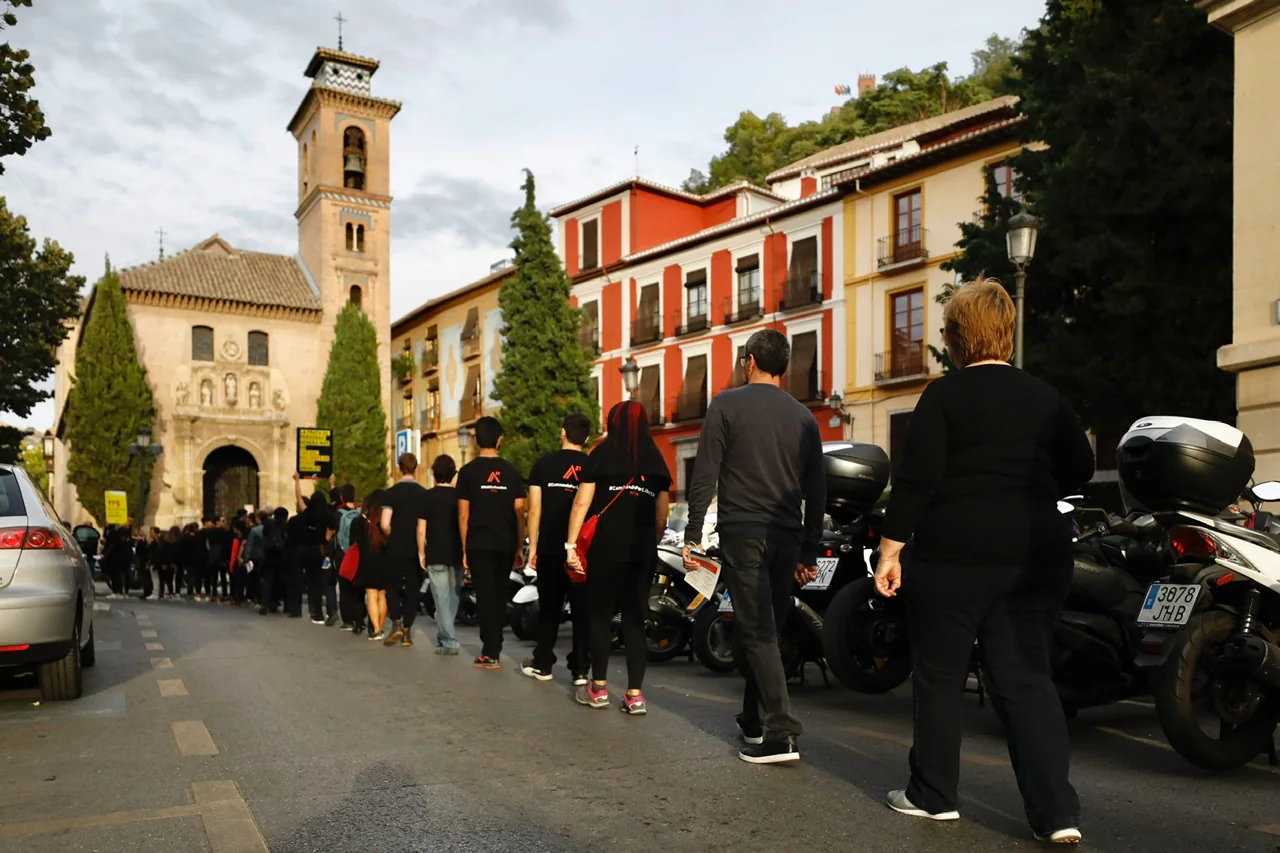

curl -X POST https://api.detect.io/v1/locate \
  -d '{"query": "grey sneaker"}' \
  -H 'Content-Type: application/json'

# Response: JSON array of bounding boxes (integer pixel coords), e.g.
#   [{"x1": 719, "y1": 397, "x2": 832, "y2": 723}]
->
[{"x1": 885, "y1": 790, "x2": 959, "y2": 821}]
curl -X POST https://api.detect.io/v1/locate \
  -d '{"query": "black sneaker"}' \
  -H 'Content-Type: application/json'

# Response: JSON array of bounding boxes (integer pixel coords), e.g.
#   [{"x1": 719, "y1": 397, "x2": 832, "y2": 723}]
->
[
  {"x1": 520, "y1": 658, "x2": 553, "y2": 681},
  {"x1": 739, "y1": 736, "x2": 799, "y2": 765},
  {"x1": 736, "y1": 717, "x2": 765, "y2": 746},
  {"x1": 325, "y1": 614, "x2": 339, "y2": 627}
]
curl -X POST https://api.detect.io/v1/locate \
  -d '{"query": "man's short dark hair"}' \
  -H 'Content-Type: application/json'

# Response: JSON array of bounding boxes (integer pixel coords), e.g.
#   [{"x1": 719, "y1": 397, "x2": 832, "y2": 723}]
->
[
  {"x1": 745, "y1": 329, "x2": 790, "y2": 378},
  {"x1": 563, "y1": 412, "x2": 591, "y2": 446},
  {"x1": 431, "y1": 454, "x2": 457, "y2": 484},
  {"x1": 398, "y1": 452, "x2": 418, "y2": 475},
  {"x1": 272, "y1": 507, "x2": 288, "y2": 524},
  {"x1": 474, "y1": 416, "x2": 503, "y2": 449},
  {"x1": 340, "y1": 483, "x2": 356, "y2": 504}
]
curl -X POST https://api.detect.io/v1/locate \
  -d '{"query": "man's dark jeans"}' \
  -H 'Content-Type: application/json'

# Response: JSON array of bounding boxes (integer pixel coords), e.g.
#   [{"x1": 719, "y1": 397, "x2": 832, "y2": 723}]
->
[
  {"x1": 386, "y1": 553, "x2": 422, "y2": 629},
  {"x1": 719, "y1": 528, "x2": 803, "y2": 742},
  {"x1": 531, "y1": 551, "x2": 589, "y2": 674},
  {"x1": 470, "y1": 550, "x2": 513, "y2": 659},
  {"x1": 306, "y1": 561, "x2": 336, "y2": 620}
]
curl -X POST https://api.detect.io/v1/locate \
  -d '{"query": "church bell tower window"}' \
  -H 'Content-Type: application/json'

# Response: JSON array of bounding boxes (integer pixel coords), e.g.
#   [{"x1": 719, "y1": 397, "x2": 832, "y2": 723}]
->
[{"x1": 343, "y1": 127, "x2": 366, "y2": 190}]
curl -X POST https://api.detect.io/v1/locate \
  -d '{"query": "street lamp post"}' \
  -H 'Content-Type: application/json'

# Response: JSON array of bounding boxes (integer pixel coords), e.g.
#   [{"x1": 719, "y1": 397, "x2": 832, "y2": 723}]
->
[
  {"x1": 127, "y1": 424, "x2": 163, "y2": 530},
  {"x1": 620, "y1": 356, "x2": 640, "y2": 400},
  {"x1": 457, "y1": 426, "x2": 472, "y2": 465},
  {"x1": 1006, "y1": 211, "x2": 1040, "y2": 370}
]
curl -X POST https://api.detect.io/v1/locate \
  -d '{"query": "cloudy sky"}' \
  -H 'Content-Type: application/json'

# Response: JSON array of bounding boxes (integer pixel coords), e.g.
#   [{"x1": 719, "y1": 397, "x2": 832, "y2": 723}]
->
[{"x1": 5, "y1": 0, "x2": 1046, "y2": 430}]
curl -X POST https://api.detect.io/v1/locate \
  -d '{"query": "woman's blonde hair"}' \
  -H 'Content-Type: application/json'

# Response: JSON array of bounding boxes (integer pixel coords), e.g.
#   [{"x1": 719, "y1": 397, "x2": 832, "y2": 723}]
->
[{"x1": 942, "y1": 277, "x2": 1016, "y2": 368}]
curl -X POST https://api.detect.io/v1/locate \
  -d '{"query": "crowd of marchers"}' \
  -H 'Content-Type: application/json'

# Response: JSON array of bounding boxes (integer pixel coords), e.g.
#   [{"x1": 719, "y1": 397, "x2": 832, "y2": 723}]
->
[{"x1": 83, "y1": 283, "x2": 1096, "y2": 846}]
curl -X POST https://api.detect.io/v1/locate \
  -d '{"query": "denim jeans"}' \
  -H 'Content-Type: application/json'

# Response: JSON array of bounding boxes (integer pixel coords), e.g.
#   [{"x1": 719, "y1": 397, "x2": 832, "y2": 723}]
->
[{"x1": 427, "y1": 564, "x2": 463, "y2": 649}]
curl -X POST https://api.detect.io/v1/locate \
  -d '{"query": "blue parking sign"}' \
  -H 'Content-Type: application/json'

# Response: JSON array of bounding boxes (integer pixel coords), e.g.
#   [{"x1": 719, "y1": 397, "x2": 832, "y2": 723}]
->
[{"x1": 395, "y1": 429, "x2": 411, "y2": 459}]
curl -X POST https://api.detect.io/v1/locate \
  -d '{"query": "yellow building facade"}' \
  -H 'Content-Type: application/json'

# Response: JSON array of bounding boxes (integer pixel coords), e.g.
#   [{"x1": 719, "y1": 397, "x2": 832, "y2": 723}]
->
[
  {"x1": 838, "y1": 116, "x2": 1024, "y2": 466},
  {"x1": 1200, "y1": 0, "x2": 1280, "y2": 479},
  {"x1": 390, "y1": 265, "x2": 511, "y2": 481}
]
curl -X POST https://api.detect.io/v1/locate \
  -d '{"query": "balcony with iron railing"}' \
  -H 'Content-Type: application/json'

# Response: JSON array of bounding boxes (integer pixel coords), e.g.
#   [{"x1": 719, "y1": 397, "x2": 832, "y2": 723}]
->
[
  {"x1": 396, "y1": 415, "x2": 413, "y2": 431},
  {"x1": 782, "y1": 369, "x2": 828, "y2": 404},
  {"x1": 722, "y1": 296, "x2": 763, "y2": 326},
  {"x1": 579, "y1": 325, "x2": 600, "y2": 355},
  {"x1": 777, "y1": 271, "x2": 824, "y2": 312},
  {"x1": 874, "y1": 341, "x2": 930, "y2": 384},
  {"x1": 631, "y1": 313, "x2": 662, "y2": 347},
  {"x1": 422, "y1": 345, "x2": 440, "y2": 374},
  {"x1": 461, "y1": 329, "x2": 481, "y2": 361},
  {"x1": 669, "y1": 392, "x2": 709, "y2": 424},
  {"x1": 674, "y1": 311, "x2": 710, "y2": 338},
  {"x1": 419, "y1": 410, "x2": 440, "y2": 435},
  {"x1": 877, "y1": 225, "x2": 929, "y2": 271},
  {"x1": 459, "y1": 391, "x2": 483, "y2": 424}
]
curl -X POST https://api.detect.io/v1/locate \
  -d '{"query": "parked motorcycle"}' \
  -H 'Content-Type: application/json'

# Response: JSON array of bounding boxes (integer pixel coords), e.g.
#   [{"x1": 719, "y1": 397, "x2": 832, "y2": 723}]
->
[{"x1": 1121, "y1": 416, "x2": 1280, "y2": 771}]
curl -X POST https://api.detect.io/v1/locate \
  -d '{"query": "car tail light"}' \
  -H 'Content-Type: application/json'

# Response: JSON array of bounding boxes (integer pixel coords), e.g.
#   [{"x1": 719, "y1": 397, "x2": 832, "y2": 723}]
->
[
  {"x1": 1168, "y1": 526, "x2": 1216, "y2": 560},
  {"x1": 0, "y1": 644, "x2": 31, "y2": 652},
  {"x1": 0, "y1": 527, "x2": 64, "y2": 550}
]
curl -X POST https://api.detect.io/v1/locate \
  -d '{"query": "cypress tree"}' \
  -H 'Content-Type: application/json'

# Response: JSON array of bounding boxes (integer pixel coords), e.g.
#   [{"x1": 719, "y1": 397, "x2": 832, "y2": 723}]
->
[
  {"x1": 492, "y1": 170, "x2": 598, "y2": 474},
  {"x1": 64, "y1": 262, "x2": 157, "y2": 525},
  {"x1": 316, "y1": 303, "x2": 389, "y2": 497}
]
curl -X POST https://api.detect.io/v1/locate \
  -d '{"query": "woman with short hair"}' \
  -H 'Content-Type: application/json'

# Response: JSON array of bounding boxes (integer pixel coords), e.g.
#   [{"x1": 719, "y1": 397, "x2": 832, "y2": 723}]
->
[{"x1": 873, "y1": 278, "x2": 1095, "y2": 845}]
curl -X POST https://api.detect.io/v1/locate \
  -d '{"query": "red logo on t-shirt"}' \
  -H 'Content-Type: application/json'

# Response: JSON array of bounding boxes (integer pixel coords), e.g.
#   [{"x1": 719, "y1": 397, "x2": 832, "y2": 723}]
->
[
  {"x1": 486, "y1": 470, "x2": 502, "y2": 484},
  {"x1": 563, "y1": 464, "x2": 582, "y2": 481}
]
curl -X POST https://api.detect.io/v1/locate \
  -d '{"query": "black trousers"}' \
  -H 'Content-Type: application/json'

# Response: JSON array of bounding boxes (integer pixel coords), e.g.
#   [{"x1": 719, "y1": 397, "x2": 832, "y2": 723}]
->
[
  {"x1": 258, "y1": 559, "x2": 281, "y2": 612},
  {"x1": 185, "y1": 562, "x2": 203, "y2": 596},
  {"x1": 159, "y1": 568, "x2": 176, "y2": 598},
  {"x1": 532, "y1": 552, "x2": 590, "y2": 674},
  {"x1": 230, "y1": 566, "x2": 246, "y2": 603},
  {"x1": 339, "y1": 575, "x2": 365, "y2": 628},
  {"x1": 306, "y1": 561, "x2": 336, "y2": 619},
  {"x1": 720, "y1": 529, "x2": 803, "y2": 740},
  {"x1": 470, "y1": 550, "x2": 513, "y2": 659},
  {"x1": 587, "y1": 557, "x2": 650, "y2": 689},
  {"x1": 287, "y1": 552, "x2": 312, "y2": 617},
  {"x1": 904, "y1": 557, "x2": 1079, "y2": 833},
  {"x1": 386, "y1": 553, "x2": 422, "y2": 629}
]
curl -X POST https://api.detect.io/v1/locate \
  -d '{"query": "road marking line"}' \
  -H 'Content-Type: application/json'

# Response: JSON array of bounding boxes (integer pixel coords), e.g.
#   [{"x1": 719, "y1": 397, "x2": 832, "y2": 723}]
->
[
  {"x1": 1094, "y1": 726, "x2": 1280, "y2": 775},
  {"x1": 1252, "y1": 824, "x2": 1280, "y2": 836},
  {"x1": 158, "y1": 679, "x2": 188, "y2": 697},
  {"x1": 141, "y1": 629, "x2": 158, "y2": 638},
  {"x1": 192, "y1": 781, "x2": 269, "y2": 853},
  {"x1": 151, "y1": 657, "x2": 173, "y2": 669},
  {"x1": 146, "y1": 642, "x2": 164, "y2": 651},
  {"x1": 172, "y1": 720, "x2": 218, "y2": 756},
  {"x1": 842, "y1": 726, "x2": 1005, "y2": 767},
  {"x1": 92, "y1": 601, "x2": 111, "y2": 612},
  {"x1": 0, "y1": 804, "x2": 200, "y2": 838},
  {"x1": 649, "y1": 683, "x2": 736, "y2": 704},
  {"x1": 135, "y1": 614, "x2": 150, "y2": 622}
]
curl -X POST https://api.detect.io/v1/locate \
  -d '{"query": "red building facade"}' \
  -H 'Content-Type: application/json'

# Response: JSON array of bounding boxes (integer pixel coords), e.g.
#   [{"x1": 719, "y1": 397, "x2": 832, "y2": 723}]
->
[{"x1": 551, "y1": 179, "x2": 847, "y2": 499}]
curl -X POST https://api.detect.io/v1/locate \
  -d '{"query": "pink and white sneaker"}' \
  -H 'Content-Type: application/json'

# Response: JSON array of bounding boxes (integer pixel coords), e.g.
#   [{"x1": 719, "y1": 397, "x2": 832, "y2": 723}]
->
[
  {"x1": 620, "y1": 693, "x2": 647, "y2": 715},
  {"x1": 575, "y1": 682, "x2": 609, "y2": 709}
]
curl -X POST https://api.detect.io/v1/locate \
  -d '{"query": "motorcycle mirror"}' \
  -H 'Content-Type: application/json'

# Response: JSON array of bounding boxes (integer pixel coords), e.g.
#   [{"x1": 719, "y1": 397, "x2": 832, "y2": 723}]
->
[
  {"x1": 1056, "y1": 500, "x2": 1076, "y2": 514},
  {"x1": 1252, "y1": 481, "x2": 1280, "y2": 503}
]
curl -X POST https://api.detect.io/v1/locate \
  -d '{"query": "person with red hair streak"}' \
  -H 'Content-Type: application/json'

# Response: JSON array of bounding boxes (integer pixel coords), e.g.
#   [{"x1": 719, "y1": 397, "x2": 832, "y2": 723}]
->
[{"x1": 566, "y1": 401, "x2": 671, "y2": 714}]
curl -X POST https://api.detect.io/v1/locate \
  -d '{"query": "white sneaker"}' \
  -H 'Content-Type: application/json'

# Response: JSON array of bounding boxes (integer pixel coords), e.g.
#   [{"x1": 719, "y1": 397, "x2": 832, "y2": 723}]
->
[
  {"x1": 1034, "y1": 828, "x2": 1082, "y2": 845},
  {"x1": 886, "y1": 790, "x2": 960, "y2": 821}
]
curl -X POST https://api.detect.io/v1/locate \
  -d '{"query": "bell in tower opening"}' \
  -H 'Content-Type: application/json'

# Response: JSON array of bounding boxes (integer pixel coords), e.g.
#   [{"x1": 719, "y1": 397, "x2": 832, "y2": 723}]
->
[{"x1": 343, "y1": 126, "x2": 366, "y2": 190}]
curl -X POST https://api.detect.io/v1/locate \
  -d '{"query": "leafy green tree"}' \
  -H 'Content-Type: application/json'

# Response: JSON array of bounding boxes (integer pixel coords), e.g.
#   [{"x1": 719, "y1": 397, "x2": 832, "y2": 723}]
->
[
  {"x1": 18, "y1": 437, "x2": 47, "y2": 495},
  {"x1": 943, "y1": 0, "x2": 1234, "y2": 440},
  {"x1": 492, "y1": 170, "x2": 598, "y2": 474},
  {"x1": 64, "y1": 265, "x2": 156, "y2": 524},
  {"x1": 316, "y1": 303, "x2": 389, "y2": 498},
  {"x1": 969, "y1": 33, "x2": 1022, "y2": 97},
  {"x1": 0, "y1": 200, "x2": 83, "y2": 461},
  {"x1": 0, "y1": 1, "x2": 80, "y2": 462}
]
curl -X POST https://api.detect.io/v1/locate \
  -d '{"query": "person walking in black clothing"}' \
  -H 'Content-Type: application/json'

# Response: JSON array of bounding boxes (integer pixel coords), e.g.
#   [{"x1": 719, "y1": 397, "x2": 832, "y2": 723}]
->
[
  {"x1": 685, "y1": 328, "x2": 825, "y2": 764},
  {"x1": 259, "y1": 508, "x2": 289, "y2": 615},
  {"x1": 521, "y1": 413, "x2": 593, "y2": 684},
  {"x1": 457, "y1": 417, "x2": 526, "y2": 670},
  {"x1": 293, "y1": 476, "x2": 338, "y2": 625},
  {"x1": 381, "y1": 454, "x2": 428, "y2": 647},
  {"x1": 566, "y1": 402, "x2": 671, "y2": 714},
  {"x1": 873, "y1": 279, "x2": 1093, "y2": 844},
  {"x1": 332, "y1": 483, "x2": 365, "y2": 634},
  {"x1": 417, "y1": 456, "x2": 464, "y2": 655},
  {"x1": 158, "y1": 527, "x2": 179, "y2": 599}
]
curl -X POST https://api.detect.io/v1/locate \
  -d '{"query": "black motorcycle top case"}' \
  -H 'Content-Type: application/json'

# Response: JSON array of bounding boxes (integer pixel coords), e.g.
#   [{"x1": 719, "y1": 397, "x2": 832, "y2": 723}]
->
[
  {"x1": 1117, "y1": 416, "x2": 1254, "y2": 515},
  {"x1": 823, "y1": 443, "x2": 891, "y2": 522}
]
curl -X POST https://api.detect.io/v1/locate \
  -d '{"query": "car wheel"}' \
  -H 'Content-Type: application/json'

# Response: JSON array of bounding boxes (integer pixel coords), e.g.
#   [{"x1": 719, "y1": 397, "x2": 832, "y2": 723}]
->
[
  {"x1": 39, "y1": 624, "x2": 83, "y2": 701},
  {"x1": 81, "y1": 622, "x2": 96, "y2": 668}
]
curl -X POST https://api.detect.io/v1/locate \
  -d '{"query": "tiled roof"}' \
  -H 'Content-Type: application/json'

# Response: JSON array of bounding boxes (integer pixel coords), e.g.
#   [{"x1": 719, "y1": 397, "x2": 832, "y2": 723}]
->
[
  {"x1": 549, "y1": 177, "x2": 787, "y2": 218},
  {"x1": 766, "y1": 96, "x2": 1020, "y2": 182},
  {"x1": 118, "y1": 235, "x2": 321, "y2": 312},
  {"x1": 391, "y1": 264, "x2": 516, "y2": 333},
  {"x1": 305, "y1": 47, "x2": 380, "y2": 77}
]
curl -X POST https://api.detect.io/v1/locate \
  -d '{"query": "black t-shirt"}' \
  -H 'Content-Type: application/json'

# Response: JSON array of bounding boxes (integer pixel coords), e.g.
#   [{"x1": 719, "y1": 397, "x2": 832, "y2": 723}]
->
[
  {"x1": 581, "y1": 454, "x2": 671, "y2": 564},
  {"x1": 383, "y1": 480, "x2": 426, "y2": 558},
  {"x1": 528, "y1": 449, "x2": 589, "y2": 559},
  {"x1": 456, "y1": 456, "x2": 526, "y2": 555},
  {"x1": 421, "y1": 486, "x2": 462, "y2": 566}
]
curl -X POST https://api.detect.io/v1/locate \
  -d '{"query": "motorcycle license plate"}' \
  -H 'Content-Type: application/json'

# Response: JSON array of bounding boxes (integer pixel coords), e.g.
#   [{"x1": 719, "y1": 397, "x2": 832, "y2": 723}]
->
[
  {"x1": 718, "y1": 591, "x2": 733, "y2": 613},
  {"x1": 803, "y1": 558, "x2": 840, "y2": 591},
  {"x1": 1137, "y1": 583, "x2": 1202, "y2": 628}
]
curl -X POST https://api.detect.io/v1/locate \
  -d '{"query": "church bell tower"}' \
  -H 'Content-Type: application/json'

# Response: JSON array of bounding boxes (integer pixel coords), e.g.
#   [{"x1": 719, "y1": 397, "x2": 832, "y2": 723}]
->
[{"x1": 288, "y1": 42, "x2": 401, "y2": 423}]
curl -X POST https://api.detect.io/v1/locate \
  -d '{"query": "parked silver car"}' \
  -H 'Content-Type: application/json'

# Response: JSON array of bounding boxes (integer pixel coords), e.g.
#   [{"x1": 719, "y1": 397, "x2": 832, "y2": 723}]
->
[{"x1": 0, "y1": 464, "x2": 95, "y2": 700}]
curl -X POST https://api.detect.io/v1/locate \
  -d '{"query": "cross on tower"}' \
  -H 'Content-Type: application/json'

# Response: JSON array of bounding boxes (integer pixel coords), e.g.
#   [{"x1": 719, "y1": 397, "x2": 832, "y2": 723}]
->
[{"x1": 334, "y1": 11, "x2": 347, "y2": 50}]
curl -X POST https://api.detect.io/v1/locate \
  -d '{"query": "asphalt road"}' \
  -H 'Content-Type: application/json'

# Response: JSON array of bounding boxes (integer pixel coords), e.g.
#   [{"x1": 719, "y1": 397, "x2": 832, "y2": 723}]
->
[{"x1": 0, "y1": 593, "x2": 1277, "y2": 853}]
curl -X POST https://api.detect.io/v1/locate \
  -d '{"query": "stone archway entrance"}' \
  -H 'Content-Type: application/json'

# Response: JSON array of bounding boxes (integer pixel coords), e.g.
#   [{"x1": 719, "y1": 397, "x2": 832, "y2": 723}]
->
[{"x1": 203, "y1": 446, "x2": 260, "y2": 520}]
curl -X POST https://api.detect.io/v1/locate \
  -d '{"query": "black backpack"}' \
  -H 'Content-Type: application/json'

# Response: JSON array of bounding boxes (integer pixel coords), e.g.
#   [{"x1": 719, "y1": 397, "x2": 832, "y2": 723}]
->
[{"x1": 264, "y1": 520, "x2": 286, "y2": 556}]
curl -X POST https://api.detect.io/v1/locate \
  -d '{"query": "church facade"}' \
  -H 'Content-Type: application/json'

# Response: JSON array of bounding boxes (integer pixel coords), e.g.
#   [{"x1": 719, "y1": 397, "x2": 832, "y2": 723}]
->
[{"x1": 50, "y1": 46, "x2": 400, "y2": 528}]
